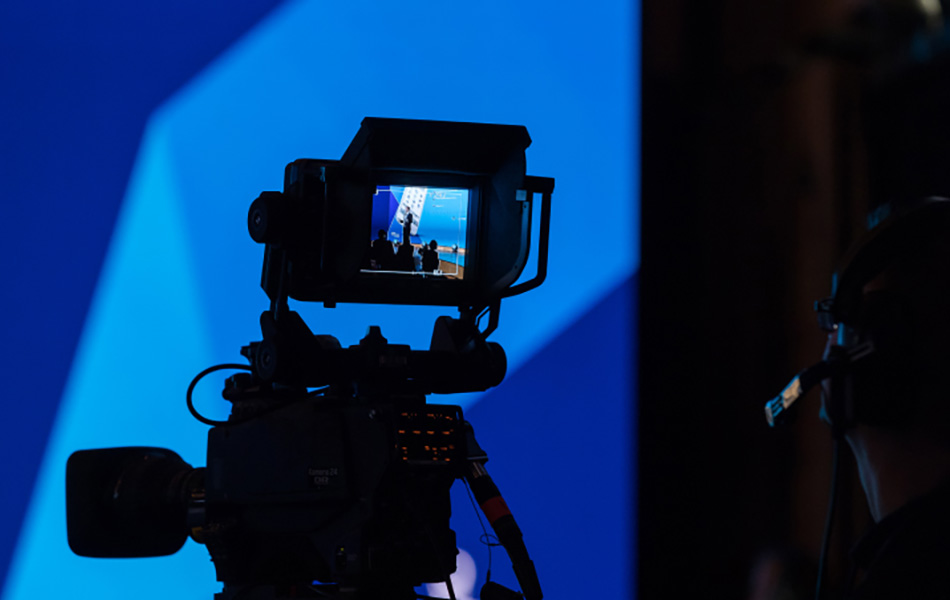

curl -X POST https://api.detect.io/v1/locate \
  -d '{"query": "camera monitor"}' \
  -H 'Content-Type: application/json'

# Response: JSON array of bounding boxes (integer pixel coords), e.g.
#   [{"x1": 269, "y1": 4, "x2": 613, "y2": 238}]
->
[{"x1": 249, "y1": 118, "x2": 552, "y2": 310}]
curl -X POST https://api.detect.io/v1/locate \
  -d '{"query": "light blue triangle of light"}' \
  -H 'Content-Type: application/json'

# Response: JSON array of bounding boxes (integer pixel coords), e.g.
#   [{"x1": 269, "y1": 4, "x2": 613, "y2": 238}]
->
[
  {"x1": 3, "y1": 0, "x2": 636, "y2": 598},
  {"x1": 3, "y1": 115, "x2": 222, "y2": 600}
]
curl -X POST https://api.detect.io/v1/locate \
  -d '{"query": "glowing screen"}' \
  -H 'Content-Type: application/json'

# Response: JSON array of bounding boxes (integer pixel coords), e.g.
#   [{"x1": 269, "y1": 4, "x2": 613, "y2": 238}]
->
[{"x1": 367, "y1": 186, "x2": 469, "y2": 278}]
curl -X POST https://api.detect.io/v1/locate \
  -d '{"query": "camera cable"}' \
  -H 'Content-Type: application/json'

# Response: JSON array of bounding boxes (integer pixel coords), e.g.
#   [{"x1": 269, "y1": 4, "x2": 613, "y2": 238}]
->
[
  {"x1": 463, "y1": 478, "x2": 499, "y2": 585},
  {"x1": 815, "y1": 436, "x2": 842, "y2": 600},
  {"x1": 465, "y1": 461, "x2": 542, "y2": 600},
  {"x1": 186, "y1": 363, "x2": 253, "y2": 426}
]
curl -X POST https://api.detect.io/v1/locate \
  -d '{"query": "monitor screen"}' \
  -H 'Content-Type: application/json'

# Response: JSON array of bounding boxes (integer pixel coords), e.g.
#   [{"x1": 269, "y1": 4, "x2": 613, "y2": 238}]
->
[{"x1": 366, "y1": 185, "x2": 470, "y2": 279}]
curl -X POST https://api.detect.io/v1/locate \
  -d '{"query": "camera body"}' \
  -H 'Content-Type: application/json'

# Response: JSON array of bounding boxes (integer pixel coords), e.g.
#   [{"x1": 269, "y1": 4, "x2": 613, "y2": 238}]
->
[
  {"x1": 202, "y1": 394, "x2": 464, "y2": 589},
  {"x1": 66, "y1": 118, "x2": 553, "y2": 600},
  {"x1": 68, "y1": 396, "x2": 464, "y2": 594}
]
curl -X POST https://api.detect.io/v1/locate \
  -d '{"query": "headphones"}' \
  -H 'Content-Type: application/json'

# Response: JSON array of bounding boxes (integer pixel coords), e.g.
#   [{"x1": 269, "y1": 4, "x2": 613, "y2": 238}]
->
[{"x1": 766, "y1": 197, "x2": 950, "y2": 434}]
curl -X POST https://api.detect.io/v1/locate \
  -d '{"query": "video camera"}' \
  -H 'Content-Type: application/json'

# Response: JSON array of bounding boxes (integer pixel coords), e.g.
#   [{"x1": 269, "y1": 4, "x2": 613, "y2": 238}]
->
[{"x1": 65, "y1": 118, "x2": 554, "y2": 600}]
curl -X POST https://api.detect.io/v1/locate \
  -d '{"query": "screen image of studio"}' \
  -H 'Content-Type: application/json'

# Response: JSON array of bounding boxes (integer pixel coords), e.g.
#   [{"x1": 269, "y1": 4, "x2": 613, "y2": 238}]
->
[{"x1": 367, "y1": 186, "x2": 469, "y2": 279}]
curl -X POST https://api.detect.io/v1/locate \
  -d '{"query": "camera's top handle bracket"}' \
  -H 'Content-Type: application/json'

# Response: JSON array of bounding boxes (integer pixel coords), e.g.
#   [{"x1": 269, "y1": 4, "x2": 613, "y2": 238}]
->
[{"x1": 242, "y1": 309, "x2": 508, "y2": 395}]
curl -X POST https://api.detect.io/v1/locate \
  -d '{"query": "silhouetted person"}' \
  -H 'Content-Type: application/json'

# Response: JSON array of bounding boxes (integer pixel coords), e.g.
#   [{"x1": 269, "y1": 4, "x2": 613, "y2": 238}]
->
[
  {"x1": 810, "y1": 200, "x2": 950, "y2": 599},
  {"x1": 394, "y1": 242, "x2": 415, "y2": 272},
  {"x1": 370, "y1": 229, "x2": 394, "y2": 270},
  {"x1": 403, "y1": 212, "x2": 413, "y2": 245},
  {"x1": 421, "y1": 239, "x2": 439, "y2": 272}
]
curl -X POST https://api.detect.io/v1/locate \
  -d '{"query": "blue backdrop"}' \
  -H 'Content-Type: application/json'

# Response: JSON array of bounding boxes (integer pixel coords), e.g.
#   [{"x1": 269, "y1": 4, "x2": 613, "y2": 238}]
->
[{"x1": 0, "y1": 2, "x2": 638, "y2": 598}]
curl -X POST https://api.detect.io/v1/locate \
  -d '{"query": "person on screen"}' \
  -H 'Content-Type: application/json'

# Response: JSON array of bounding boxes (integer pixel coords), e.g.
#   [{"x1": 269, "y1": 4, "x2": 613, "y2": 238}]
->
[
  {"x1": 370, "y1": 230, "x2": 395, "y2": 270},
  {"x1": 395, "y1": 242, "x2": 416, "y2": 272},
  {"x1": 421, "y1": 240, "x2": 440, "y2": 273},
  {"x1": 403, "y1": 212, "x2": 414, "y2": 245}
]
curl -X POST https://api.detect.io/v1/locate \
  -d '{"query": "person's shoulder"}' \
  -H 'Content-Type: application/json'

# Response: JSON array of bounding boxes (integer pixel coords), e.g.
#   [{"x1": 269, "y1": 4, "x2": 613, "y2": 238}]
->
[{"x1": 851, "y1": 480, "x2": 950, "y2": 599}]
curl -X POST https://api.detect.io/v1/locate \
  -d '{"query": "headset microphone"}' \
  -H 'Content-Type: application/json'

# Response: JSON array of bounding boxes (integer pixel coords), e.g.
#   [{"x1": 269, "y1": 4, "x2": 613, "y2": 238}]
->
[
  {"x1": 764, "y1": 361, "x2": 835, "y2": 427},
  {"x1": 764, "y1": 340, "x2": 875, "y2": 428}
]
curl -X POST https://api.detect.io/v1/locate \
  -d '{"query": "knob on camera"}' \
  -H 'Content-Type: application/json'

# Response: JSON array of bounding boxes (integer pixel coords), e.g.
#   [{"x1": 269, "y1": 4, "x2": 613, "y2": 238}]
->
[{"x1": 247, "y1": 191, "x2": 285, "y2": 244}]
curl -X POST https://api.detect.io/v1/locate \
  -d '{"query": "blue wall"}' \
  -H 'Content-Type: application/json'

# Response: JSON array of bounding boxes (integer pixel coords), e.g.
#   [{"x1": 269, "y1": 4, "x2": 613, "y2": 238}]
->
[{"x1": 0, "y1": 2, "x2": 638, "y2": 598}]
